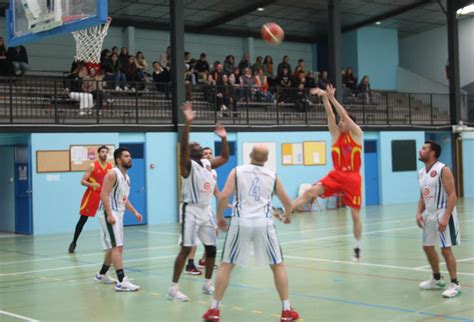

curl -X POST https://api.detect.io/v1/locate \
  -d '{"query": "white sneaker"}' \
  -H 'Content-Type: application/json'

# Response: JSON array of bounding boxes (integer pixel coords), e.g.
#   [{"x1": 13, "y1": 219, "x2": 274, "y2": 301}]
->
[
  {"x1": 221, "y1": 105, "x2": 227, "y2": 111},
  {"x1": 202, "y1": 282, "x2": 215, "y2": 295},
  {"x1": 419, "y1": 277, "x2": 446, "y2": 290},
  {"x1": 442, "y1": 283, "x2": 461, "y2": 298},
  {"x1": 94, "y1": 272, "x2": 116, "y2": 284},
  {"x1": 115, "y1": 86, "x2": 122, "y2": 91},
  {"x1": 115, "y1": 276, "x2": 140, "y2": 292},
  {"x1": 167, "y1": 286, "x2": 189, "y2": 302}
]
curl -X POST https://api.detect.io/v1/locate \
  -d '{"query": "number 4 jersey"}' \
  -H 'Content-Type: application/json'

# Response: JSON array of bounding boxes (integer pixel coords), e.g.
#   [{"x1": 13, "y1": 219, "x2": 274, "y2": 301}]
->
[{"x1": 233, "y1": 164, "x2": 276, "y2": 219}]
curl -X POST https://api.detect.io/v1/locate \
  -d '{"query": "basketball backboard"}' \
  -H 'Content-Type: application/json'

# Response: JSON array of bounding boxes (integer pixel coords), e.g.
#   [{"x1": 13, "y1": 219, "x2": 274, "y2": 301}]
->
[{"x1": 6, "y1": 0, "x2": 108, "y2": 47}]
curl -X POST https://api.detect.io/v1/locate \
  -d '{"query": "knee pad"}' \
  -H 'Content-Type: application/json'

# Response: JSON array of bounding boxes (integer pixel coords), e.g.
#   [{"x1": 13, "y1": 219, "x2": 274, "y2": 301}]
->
[{"x1": 204, "y1": 245, "x2": 217, "y2": 258}]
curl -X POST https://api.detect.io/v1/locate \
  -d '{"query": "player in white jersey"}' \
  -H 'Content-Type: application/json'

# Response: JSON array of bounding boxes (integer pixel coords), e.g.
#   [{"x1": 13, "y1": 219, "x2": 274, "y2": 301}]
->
[
  {"x1": 417, "y1": 140, "x2": 461, "y2": 298},
  {"x1": 203, "y1": 144, "x2": 300, "y2": 322},
  {"x1": 94, "y1": 147, "x2": 143, "y2": 292},
  {"x1": 186, "y1": 147, "x2": 220, "y2": 275},
  {"x1": 168, "y1": 102, "x2": 229, "y2": 302}
]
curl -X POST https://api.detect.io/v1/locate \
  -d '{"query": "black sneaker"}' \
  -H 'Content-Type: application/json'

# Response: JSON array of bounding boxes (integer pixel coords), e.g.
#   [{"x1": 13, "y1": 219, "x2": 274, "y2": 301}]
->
[
  {"x1": 185, "y1": 265, "x2": 202, "y2": 276},
  {"x1": 68, "y1": 242, "x2": 76, "y2": 253},
  {"x1": 352, "y1": 248, "x2": 360, "y2": 262}
]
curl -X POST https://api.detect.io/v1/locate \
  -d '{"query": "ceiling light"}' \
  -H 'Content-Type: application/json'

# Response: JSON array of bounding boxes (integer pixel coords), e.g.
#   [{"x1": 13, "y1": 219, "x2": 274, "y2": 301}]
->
[
  {"x1": 375, "y1": 21, "x2": 381, "y2": 25},
  {"x1": 257, "y1": 7, "x2": 265, "y2": 12},
  {"x1": 457, "y1": 3, "x2": 474, "y2": 15}
]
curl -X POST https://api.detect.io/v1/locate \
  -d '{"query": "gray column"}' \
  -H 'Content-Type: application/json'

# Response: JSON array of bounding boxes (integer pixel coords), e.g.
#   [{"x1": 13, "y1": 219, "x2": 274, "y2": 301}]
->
[
  {"x1": 124, "y1": 26, "x2": 135, "y2": 54},
  {"x1": 170, "y1": 0, "x2": 185, "y2": 127},
  {"x1": 328, "y1": 0, "x2": 342, "y2": 100}
]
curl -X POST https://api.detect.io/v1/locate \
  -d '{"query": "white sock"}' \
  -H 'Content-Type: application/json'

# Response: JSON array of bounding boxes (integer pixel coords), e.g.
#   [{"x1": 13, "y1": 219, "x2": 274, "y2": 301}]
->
[
  {"x1": 282, "y1": 299, "x2": 291, "y2": 310},
  {"x1": 171, "y1": 282, "x2": 178, "y2": 288},
  {"x1": 211, "y1": 300, "x2": 220, "y2": 309},
  {"x1": 355, "y1": 239, "x2": 361, "y2": 249},
  {"x1": 205, "y1": 279, "x2": 211, "y2": 285}
]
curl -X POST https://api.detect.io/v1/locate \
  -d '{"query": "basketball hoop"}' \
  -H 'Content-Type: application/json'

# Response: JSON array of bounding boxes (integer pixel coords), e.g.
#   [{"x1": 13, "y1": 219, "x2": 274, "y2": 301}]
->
[{"x1": 71, "y1": 17, "x2": 112, "y2": 72}]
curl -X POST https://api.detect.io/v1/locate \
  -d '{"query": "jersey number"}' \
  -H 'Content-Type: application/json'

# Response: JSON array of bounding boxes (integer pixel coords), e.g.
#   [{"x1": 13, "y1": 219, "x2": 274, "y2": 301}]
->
[{"x1": 249, "y1": 177, "x2": 261, "y2": 201}]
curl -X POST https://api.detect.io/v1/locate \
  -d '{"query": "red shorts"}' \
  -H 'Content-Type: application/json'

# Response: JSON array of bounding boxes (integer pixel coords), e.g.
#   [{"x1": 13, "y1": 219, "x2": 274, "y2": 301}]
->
[
  {"x1": 319, "y1": 170, "x2": 362, "y2": 209},
  {"x1": 79, "y1": 190, "x2": 101, "y2": 217}
]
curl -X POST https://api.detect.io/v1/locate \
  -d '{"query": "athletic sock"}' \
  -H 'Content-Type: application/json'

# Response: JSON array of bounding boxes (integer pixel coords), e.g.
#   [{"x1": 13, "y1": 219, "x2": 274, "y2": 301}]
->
[
  {"x1": 116, "y1": 269, "x2": 125, "y2": 282},
  {"x1": 204, "y1": 279, "x2": 211, "y2": 285},
  {"x1": 282, "y1": 299, "x2": 291, "y2": 310},
  {"x1": 354, "y1": 239, "x2": 361, "y2": 249},
  {"x1": 433, "y1": 273, "x2": 441, "y2": 280},
  {"x1": 171, "y1": 282, "x2": 179, "y2": 288},
  {"x1": 451, "y1": 278, "x2": 459, "y2": 285},
  {"x1": 99, "y1": 264, "x2": 110, "y2": 275},
  {"x1": 211, "y1": 300, "x2": 220, "y2": 309},
  {"x1": 187, "y1": 259, "x2": 195, "y2": 268}
]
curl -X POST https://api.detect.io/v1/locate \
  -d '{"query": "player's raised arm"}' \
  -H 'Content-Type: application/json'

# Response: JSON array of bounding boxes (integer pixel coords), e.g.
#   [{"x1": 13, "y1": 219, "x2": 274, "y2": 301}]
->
[
  {"x1": 274, "y1": 177, "x2": 293, "y2": 223},
  {"x1": 216, "y1": 169, "x2": 236, "y2": 231},
  {"x1": 100, "y1": 170, "x2": 117, "y2": 224},
  {"x1": 310, "y1": 87, "x2": 339, "y2": 141},
  {"x1": 326, "y1": 84, "x2": 363, "y2": 140},
  {"x1": 210, "y1": 123, "x2": 229, "y2": 169},
  {"x1": 180, "y1": 102, "x2": 194, "y2": 178}
]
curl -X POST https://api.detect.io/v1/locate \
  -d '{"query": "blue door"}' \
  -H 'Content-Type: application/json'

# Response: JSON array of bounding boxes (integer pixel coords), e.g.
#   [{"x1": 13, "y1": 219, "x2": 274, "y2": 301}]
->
[
  {"x1": 120, "y1": 143, "x2": 147, "y2": 226},
  {"x1": 15, "y1": 146, "x2": 33, "y2": 234},
  {"x1": 364, "y1": 140, "x2": 380, "y2": 206},
  {"x1": 215, "y1": 141, "x2": 236, "y2": 217}
]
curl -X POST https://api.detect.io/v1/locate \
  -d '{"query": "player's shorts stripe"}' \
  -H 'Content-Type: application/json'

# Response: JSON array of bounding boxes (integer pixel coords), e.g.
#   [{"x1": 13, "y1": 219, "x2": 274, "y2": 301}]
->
[
  {"x1": 180, "y1": 203, "x2": 187, "y2": 246},
  {"x1": 448, "y1": 215, "x2": 458, "y2": 246},
  {"x1": 104, "y1": 211, "x2": 117, "y2": 248},
  {"x1": 228, "y1": 226, "x2": 240, "y2": 263},
  {"x1": 266, "y1": 227, "x2": 277, "y2": 264}
]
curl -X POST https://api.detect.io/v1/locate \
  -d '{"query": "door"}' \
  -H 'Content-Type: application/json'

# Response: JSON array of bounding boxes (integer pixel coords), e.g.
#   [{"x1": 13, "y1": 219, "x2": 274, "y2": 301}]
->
[
  {"x1": 15, "y1": 145, "x2": 33, "y2": 234},
  {"x1": 0, "y1": 147, "x2": 15, "y2": 233},
  {"x1": 120, "y1": 143, "x2": 147, "y2": 226},
  {"x1": 215, "y1": 141, "x2": 236, "y2": 217},
  {"x1": 364, "y1": 140, "x2": 380, "y2": 206}
]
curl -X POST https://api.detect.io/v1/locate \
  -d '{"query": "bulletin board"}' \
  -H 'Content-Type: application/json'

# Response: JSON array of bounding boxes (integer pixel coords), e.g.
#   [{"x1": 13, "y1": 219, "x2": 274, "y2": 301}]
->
[
  {"x1": 36, "y1": 150, "x2": 70, "y2": 173},
  {"x1": 303, "y1": 141, "x2": 326, "y2": 166},
  {"x1": 281, "y1": 143, "x2": 304, "y2": 165},
  {"x1": 69, "y1": 144, "x2": 115, "y2": 172}
]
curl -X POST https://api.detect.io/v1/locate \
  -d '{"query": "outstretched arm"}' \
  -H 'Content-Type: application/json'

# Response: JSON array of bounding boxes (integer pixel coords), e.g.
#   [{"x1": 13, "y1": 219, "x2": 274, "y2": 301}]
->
[
  {"x1": 210, "y1": 123, "x2": 229, "y2": 169},
  {"x1": 326, "y1": 85, "x2": 362, "y2": 141},
  {"x1": 310, "y1": 87, "x2": 339, "y2": 141},
  {"x1": 180, "y1": 102, "x2": 194, "y2": 178}
]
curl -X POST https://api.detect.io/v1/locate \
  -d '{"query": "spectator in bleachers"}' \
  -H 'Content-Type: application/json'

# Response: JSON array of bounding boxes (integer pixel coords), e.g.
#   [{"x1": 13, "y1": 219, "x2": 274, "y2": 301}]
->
[
  {"x1": 295, "y1": 83, "x2": 308, "y2": 113},
  {"x1": 306, "y1": 71, "x2": 317, "y2": 88},
  {"x1": 241, "y1": 67, "x2": 255, "y2": 102},
  {"x1": 229, "y1": 66, "x2": 242, "y2": 100},
  {"x1": 185, "y1": 58, "x2": 197, "y2": 85},
  {"x1": 358, "y1": 75, "x2": 372, "y2": 104},
  {"x1": 318, "y1": 70, "x2": 330, "y2": 90},
  {"x1": 65, "y1": 62, "x2": 94, "y2": 115},
  {"x1": 118, "y1": 47, "x2": 129, "y2": 70},
  {"x1": 263, "y1": 55, "x2": 274, "y2": 87},
  {"x1": 254, "y1": 68, "x2": 272, "y2": 102},
  {"x1": 105, "y1": 53, "x2": 127, "y2": 91},
  {"x1": 8, "y1": 45, "x2": 29, "y2": 76},
  {"x1": 152, "y1": 61, "x2": 170, "y2": 98},
  {"x1": 223, "y1": 55, "x2": 235, "y2": 75},
  {"x1": 159, "y1": 46, "x2": 171, "y2": 71},
  {"x1": 212, "y1": 63, "x2": 225, "y2": 85},
  {"x1": 184, "y1": 51, "x2": 192, "y2": 66},
  {"x1": 296, "y1": 59, "x2": 306, "y2": 74},
  {"x1": 123, "y1": 55, "x2": 144, "y2": 91},
  {"x1": 0, "y1": 37, "x2": 9, "y2": 76},
  {"x1": 238, "y1": 53, "x2": 251, "y2": 74},
  {"x1": 216, "y1": 74, "x2": 231, "y2": 116},
  {"x1": 195, "y1": 53, "x2": 210, "y2": 83},
  {"x1": 135, "y1": 51, "x2": 148, "y2": 80},
  {"x1": 82, "y1": 67, "x2": 111, "y2": 110},
  {"x1": 100, "y1": 49, "x2": 111, "y2": 75},
  {"x1": 277, "y1": 55, "x2": 292, "y2": 78},
  {"x1": 294, "y1": 70, "x2": 307, "y2": 88},
  {"x1": 343, "y1": 67, "x2": 357, "y2": 93},
  {"x1": 276, "y1": 67, "x2": 291, "y2": 103},
  {"x1": 111, "y1": 46, "x2": 119, "y2": 56},
  {"x1": 252, "y1": 56, "x2": 264, "y2": 75}
]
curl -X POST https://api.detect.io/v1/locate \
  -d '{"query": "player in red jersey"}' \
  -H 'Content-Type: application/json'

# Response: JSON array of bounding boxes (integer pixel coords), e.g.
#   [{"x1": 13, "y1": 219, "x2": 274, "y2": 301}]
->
[
  {"x1": 293, "y1": 85, "x2": 364, "y2": 261},
  {"x1": 68, "y1": 146, "x2": 113, "y2": 253}
]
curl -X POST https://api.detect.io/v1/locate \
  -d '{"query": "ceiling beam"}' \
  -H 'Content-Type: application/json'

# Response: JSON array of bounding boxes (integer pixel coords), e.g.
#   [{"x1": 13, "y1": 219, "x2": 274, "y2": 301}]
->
[{"x1": 195, "y1": 0, "x2": 277, "y2": 33}]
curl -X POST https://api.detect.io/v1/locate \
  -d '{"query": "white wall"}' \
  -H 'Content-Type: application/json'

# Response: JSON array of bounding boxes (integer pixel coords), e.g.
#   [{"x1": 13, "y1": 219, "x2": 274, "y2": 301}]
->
[
  {"x1": 399, "y1": 17, "x2": 474, "y2": 88},
  {"x1": 0, "y1": 17, "x2": 315, "y2": 73}
]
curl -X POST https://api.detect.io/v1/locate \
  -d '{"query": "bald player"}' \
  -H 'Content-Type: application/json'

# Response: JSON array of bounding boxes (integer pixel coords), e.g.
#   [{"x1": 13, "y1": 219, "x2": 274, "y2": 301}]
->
[{"x1": 203, "y1": 144, "x2": 300, "y2": 322}]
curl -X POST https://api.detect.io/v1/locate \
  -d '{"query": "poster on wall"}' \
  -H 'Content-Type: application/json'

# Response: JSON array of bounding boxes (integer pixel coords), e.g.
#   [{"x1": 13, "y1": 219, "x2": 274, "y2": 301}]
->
[
  {"x1": 69, "y1": 144, "x2": 115, "y2": 171},
  {"x1": 242, "y1": 142, "x2": 277, "y2": 172},
  {"x1": 281, "y1": 143, "x2": 303, "y2": 165}
]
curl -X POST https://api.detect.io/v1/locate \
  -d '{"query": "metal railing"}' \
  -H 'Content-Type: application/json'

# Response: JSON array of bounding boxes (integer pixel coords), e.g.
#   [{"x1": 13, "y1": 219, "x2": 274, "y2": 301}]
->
[{"x1": 0, "y1": 76, "x2": 471, "y2": 127}]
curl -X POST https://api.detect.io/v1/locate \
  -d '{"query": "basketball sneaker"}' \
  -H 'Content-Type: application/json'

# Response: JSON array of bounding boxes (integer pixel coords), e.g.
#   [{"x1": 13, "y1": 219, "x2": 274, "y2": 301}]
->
[
  {"x1": 202, "y1": 281, "x2": 215, "y2": 295},
  {"x1": 115, "y1": 276, "x2": 140, "y2": 292},
  {"x1": 198, "y1": 259, "x2": 218, "y2": 269},
  {"x1": 419, "y1": 277, "x2": 446, "y2": 290},
  {"x1": 352, "y1": 248, "x2": 361, "y2": 262},
  {"x1": 202, "y1": 308, "x2": 220, "y2": 321},
  {"x1": 442, "y1": 283, "x2": 461, "y2": 298},
  {"x1": 68, "y1": 242, "x2": 76, "y2": 253},
  {"x1": 281, "y1": 308, "x2": 300, "y2": 322},
  {"x1": 167, "y1": 286, "x2": 190, "y2": 302},
  {"x1": 185, "y1": 265, "x2": 202, "y2": 276},
  {"x1": 94, "y1": 272, "x2": 116, "y2": 284}
]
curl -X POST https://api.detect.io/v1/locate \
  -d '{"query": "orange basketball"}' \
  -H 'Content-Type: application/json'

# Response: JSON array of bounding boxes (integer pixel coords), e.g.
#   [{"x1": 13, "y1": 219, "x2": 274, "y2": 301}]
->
[{"x1": 261, "y1": 22, "x2": 284, "y2": 45}]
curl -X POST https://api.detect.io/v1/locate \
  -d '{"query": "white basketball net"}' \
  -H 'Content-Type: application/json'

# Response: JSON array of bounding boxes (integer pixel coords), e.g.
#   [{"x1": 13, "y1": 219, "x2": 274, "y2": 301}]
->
[{"x1": 72, "y1": 18, "x2": 111, "y2": 64}]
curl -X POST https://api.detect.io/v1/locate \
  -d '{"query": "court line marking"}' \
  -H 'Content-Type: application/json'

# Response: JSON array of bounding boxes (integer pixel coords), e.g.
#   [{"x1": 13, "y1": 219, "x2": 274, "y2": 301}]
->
[
  {"x1": 414, "y1": 257, "x2": 474, "y2": 270},
  {"x1": 284, "y1": 255, "x2": 474, "y2": 277},
  {"x1": 0, "y1": 310, "x2": 39, "y2": 322}
]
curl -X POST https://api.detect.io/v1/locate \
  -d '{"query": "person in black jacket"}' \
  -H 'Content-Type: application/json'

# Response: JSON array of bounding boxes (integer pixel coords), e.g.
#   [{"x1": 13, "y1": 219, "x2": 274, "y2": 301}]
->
[
  {"x1": 8, "y1": 45, "x2": 29, "y2": 76},
  {"x1": 0, "y1": 37, "x2": 10, "y2": 76}
]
